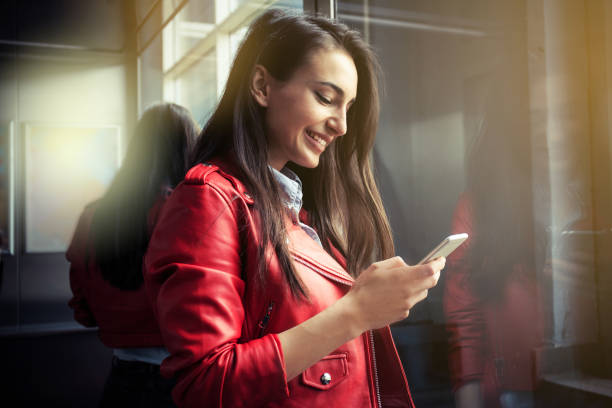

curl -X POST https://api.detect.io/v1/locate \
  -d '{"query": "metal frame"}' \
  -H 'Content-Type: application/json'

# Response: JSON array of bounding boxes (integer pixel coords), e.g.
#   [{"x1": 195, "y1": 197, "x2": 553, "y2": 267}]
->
[
  {"x1": 303, "y1": 0, "x2": 336, "y2": 18},
  {"x1": 1, "y1": 121, "x2": 15, "y2": 255}
]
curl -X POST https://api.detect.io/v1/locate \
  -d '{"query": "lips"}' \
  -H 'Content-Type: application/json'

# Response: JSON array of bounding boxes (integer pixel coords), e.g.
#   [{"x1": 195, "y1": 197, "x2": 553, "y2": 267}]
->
[{"x1": 305, "y1": 129, "x2": 329, "y2": 147}]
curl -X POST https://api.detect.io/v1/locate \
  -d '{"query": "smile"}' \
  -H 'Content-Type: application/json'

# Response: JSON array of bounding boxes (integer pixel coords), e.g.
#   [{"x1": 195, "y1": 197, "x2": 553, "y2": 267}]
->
[{"x1": 306, "y1": 129, "x2": 328, "y2": 147}]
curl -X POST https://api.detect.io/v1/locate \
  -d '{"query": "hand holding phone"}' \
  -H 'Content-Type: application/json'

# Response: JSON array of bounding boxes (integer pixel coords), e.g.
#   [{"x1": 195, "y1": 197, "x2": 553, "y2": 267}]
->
[{"x1": 417, "y1": 233, "x2": 468, "y2": 264}]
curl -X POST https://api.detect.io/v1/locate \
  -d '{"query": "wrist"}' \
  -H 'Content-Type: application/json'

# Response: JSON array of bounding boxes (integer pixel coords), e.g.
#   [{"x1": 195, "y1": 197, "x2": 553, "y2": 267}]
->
[{"x1": 334, "y1": 293, "x2": 368, "y2": 338}]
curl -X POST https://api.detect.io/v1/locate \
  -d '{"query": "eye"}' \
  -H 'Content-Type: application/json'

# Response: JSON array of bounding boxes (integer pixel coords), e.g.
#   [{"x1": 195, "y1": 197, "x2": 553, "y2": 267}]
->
[{"x1": 315, "y1": 91, "x2": 332, "y2": 105}]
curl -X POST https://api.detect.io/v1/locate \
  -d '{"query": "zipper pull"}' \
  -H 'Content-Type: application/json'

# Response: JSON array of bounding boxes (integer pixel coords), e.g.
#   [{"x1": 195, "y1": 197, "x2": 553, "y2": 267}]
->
[{"x1": 258, "y1": 301, "x2": 275, "y2": 337}]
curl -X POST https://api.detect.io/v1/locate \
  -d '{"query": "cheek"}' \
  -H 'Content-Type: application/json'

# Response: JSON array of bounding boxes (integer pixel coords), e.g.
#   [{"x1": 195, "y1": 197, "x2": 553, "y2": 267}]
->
[
  {"x1": 264, "y1": 110, "x2": 298, "y2": 152},
  {"x1": 286, "y1": 103, "x2": 324, "y2": 130},
  {"x1": 268, "y1": 105, "x2": 308, "y2": 135},
  {"x1": 266, "y1": 107, "x2": 291, "y2": 135},
  {"x1": 266, "y1": 89, "x2": 322, "y2": 137}
]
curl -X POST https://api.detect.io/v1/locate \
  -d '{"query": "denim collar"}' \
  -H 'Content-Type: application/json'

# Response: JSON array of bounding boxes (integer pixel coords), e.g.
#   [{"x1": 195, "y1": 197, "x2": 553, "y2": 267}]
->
[
  {"x1": 269, "y1": 166, "x2": 322, "y2": 246},
  {"x1": 269, "y1": 166, "x2": 303, "y2": 224}
]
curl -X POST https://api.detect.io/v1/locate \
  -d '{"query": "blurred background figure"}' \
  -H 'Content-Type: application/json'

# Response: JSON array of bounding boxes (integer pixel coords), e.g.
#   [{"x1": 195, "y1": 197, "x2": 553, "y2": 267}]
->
[
  {"x1": 66, "y1": 102, "x2": 199, "y2": 408},
  {"x1": 443, "y1": 72, "x2": 544, "y2": 408}
]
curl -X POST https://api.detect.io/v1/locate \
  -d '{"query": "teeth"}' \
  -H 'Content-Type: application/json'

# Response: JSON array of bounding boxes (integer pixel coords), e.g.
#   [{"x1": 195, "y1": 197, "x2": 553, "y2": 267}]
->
[{"x1": 307, "y1": 130, "x2": 327, "y2": 146}]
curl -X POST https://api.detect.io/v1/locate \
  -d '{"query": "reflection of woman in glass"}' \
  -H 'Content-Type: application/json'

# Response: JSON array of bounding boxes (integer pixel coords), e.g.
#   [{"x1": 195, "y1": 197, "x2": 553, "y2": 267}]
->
[
  {"x1": 67, "y1": 103, "x2": 199, "y2": 407},
  {"x1": 444, "y1": 76, "x2": 543, "y2": 408},
  {"x1": 144, "y1": 9, "x2": 445, "y2": 407}
]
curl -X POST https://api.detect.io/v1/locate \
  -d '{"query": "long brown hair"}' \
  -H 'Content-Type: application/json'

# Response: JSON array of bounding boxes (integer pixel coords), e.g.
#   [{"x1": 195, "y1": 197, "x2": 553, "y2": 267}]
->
[
  {"x1": 466, "y1": 71, "x2": 535, "y2": 300},
  {"x1": 92, "y1": 103, "x2": 199, "y2": 290},
  {"x1": 192, "y1": 9, "x2": 393, "y2": 298}
]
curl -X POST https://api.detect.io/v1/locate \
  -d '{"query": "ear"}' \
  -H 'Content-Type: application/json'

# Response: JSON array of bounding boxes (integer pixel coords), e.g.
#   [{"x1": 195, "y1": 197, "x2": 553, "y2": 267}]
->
[{"x1": 250, "y1": 65, "x2": 271, "y2": 108}]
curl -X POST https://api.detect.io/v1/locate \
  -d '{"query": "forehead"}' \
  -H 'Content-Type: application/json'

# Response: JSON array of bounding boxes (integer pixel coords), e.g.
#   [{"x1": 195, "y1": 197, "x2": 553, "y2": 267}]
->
[{"x1": 292, "y1": 47, "x2": 358, "y2": 99}]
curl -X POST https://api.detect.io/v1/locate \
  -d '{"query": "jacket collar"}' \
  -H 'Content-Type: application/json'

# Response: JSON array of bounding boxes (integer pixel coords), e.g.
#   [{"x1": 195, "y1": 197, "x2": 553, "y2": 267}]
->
[
  {"x1": 206, "y1": 156, "x2": 254, "y2": 205},
  {"x1": 207, "y1": 156, "x2": 354, "y2": 286},
  {"x1": 286, "y1": 222, "x2": 354, "y2": 286}
]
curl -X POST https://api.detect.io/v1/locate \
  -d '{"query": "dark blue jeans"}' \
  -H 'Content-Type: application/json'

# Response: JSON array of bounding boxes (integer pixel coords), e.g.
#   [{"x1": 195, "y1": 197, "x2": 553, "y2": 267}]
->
[{"x1": 99, "y1": 357, "x2": 176, "y2": 408}]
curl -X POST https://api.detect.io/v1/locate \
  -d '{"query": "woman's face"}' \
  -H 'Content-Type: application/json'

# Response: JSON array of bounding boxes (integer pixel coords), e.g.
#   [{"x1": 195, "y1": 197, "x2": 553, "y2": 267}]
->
[{"x1": 255, "y1": 47, "x2": 358, "y2": 170}]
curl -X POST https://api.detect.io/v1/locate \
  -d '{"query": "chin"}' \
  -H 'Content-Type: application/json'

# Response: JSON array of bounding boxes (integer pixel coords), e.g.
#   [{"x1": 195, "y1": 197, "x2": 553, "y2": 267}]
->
[
  {"x1": 298, "y1": 155, "x2": 320, "y2": 169},
  {"x1": 290, "y1": 148, "x2": 324, "y2": 169}
]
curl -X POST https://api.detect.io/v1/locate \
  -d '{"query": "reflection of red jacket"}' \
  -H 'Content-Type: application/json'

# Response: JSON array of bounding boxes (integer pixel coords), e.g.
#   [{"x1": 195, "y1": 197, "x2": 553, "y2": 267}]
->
[
  {"x1": 67, "y1": 201, "x2": 164, "y2": 347},
  {"x1": 443, "y1": 194, "x2": 542, "y2": 406},
  {"x1": 144, "y1": 159, "x2": 414, "y2": 408}
]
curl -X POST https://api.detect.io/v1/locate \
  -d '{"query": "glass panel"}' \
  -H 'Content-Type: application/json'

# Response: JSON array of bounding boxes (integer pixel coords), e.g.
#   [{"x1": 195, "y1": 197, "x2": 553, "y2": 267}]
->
[
  {"x1": 134, "y1": 0, "x2": 158, "y2": 26},
  {"x1": 162, "y1": 0, "x2": 187, "y2": 19},
  {"x1": 229, "y1": 26, "x2": 248, "y2": 59},
  {"x1": 149, "y1": 0, "x2": 302, "y2": 123},
  {"x1": 339, "y1": 1, "x2": 612, "y2": 407},
  {"x1": 24, "y1": 124, "x2": 120, "y2": 253},
  {"x1": 275, "y1": 0, "x2": 304, "y2": 11},
  {"x1": 163, "y1": 1, "x2": 215, "y2": 71},
  {"x1": 229, "y1": 0, "x2": 248, "y2": 14},
  {"x1": 175, "y1": 49, "x2": 217, "y2": 123},
  {"x1": 138, "y1": 32, "x2": 163, "y2": 114},
  {"x1": 137, "y1": 0, "x2": 163, "y2": 52},
  {"x1": 137, "y1": 0, "x2": 186, "y2": 53}
]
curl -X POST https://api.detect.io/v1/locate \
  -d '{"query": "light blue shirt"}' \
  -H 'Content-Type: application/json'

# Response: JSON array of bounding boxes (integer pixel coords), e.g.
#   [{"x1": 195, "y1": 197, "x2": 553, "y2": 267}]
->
[
  {"x1": 113, "y1": 347, "x2": 170, "y2": 365},
  {"x1": 270, "y1": 166, "x2": 322, "y2": 246}
]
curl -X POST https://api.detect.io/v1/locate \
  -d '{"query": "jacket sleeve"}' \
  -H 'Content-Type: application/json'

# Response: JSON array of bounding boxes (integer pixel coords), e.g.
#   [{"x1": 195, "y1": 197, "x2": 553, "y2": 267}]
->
[
  {"x1": 66, "y1": 206, "x2": 97, "y2": 327},
  {"x1": 443, "y1": 194, "x2": 485, "y2": 391},
  {"x1": 144, "y1": 181, "x2": 289, "y2": 408}
]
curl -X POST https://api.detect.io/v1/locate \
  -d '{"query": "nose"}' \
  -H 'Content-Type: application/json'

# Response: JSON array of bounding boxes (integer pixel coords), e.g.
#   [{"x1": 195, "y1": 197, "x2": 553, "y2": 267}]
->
[{"x1": 326, "y1": 109, "x2": 347, "y2": 137}]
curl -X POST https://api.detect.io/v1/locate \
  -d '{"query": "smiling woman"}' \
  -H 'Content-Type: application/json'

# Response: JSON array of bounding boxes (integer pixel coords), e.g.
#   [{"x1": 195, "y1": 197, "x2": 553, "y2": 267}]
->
[
  {"x1": 143, "y1": 9, "x2": 445, "y2": 408},
  {"x1": 253, "y1": 47, "x2": 357, "y2": 170}
]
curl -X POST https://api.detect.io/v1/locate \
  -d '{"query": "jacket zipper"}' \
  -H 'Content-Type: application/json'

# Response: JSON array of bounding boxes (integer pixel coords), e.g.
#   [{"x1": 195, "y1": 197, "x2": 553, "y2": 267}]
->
[
  {"x1": 291, "y1": 255, "x2": 382, "y2": 406},
  {"x1": 258, "y1": 301, "x2": 275, "y2": 337},
  {"x1": 369, "y1": 330, "x2": 382, "y2": 408}
]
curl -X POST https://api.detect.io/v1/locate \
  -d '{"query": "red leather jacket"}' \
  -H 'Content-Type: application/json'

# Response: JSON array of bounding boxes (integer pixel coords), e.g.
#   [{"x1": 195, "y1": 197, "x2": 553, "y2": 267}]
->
[
  {"x1": 144, "y1": 159, "x2": 414, "y2": 408},
  {"x1": 67, "y1": 201, "x2": 164, "y2": 348}
]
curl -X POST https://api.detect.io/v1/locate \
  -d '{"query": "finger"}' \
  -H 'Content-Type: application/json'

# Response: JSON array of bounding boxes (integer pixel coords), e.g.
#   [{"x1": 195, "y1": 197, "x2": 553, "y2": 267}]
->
[
  {"x1": 395, "y1": 264, "x2": 435, "y2": 283},
  {"x1": 421, "y1": 266, "x2": 442, "y2": 288},
  {"x1": 414, "y1": 288, "x2": 429, "y2": 305},
  {"x1": 420, "y1": 270, "x2": 440, "y2": 289},
  {"x1": 373, "y1": 256, "x2": 406, "y2": 271},
  {"x1": 429, "y1": 256, "x2": 446, "y2": 271},
  {"x1": 366, "y1": 258, "x2": 397, "y2": 276},
  {"x1": 394, "y1": 263, "x2": 440, "y2": 289},
  {"x1": 400, "y1": 267, "x2": 437, "y2": 291},
  {"x1": 431, "y1": 270, "x2": 441, "y2": 287},
  {"x1": 390, "y1": 256, "x2": 408, "y2": 267},
  {"x1": 420, "y1": 263, "x2": 437, "y2": 277}
]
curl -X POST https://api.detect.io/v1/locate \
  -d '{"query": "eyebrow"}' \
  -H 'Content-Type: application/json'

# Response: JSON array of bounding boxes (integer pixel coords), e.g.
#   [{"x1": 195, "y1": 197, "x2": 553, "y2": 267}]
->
[{"x1": 317, "y1": 81, "x2": 356, "y2": 104}]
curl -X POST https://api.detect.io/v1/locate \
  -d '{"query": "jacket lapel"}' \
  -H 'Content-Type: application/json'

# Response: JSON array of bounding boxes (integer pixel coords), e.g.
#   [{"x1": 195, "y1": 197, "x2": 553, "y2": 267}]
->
[{"x1": 286, "y1": 223, "x2": 354, "y2": 286}]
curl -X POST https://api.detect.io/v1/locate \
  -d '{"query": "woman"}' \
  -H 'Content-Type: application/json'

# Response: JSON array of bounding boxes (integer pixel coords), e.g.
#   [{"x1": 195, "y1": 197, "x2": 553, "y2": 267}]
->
[
  {"x1": 443, "y1": 72, "x2": 543, "y2": 408},
  {"x1": 67, "y1": 103, "x2": 199, "y2": 407},
  {"x1": 144, "y1": 10, "x2": 445, "y2": 408}
]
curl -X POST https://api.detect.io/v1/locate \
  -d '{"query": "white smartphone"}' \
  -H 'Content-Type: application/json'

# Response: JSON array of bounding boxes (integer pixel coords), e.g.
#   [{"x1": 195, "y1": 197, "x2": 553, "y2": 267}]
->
[{"x1": 417, "y1": 233, "x2": 469, "y2": 265}]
